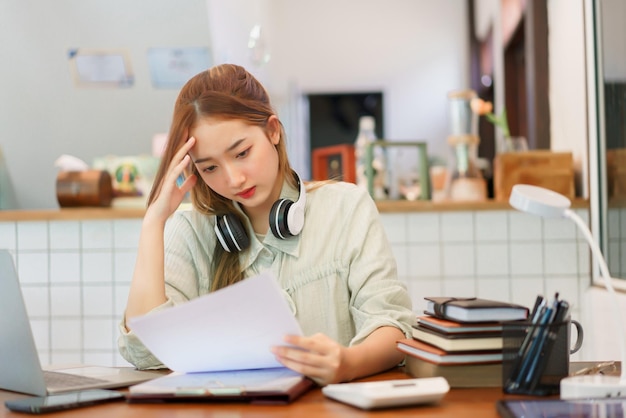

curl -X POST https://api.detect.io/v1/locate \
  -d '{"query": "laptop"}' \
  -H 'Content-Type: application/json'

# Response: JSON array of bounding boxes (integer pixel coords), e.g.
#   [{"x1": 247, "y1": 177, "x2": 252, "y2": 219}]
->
[{"x1": 0, "y1": 250, "x2": 162, "y2": 396}]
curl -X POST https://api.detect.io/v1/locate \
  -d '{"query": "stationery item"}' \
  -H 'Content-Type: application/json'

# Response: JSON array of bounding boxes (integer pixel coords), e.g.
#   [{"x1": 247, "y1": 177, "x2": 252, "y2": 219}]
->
[
  {"x1": 396, "y1": 339, "x2": 502, "y2": 365},
  {"x1": 497, "y1": 398, "x2": 626, "y2": 418},
  {"x1": 0, "y1": 250, "x2": 159, "y2": 397},
  {"x1": 126, "y1": 271, "x2": 312, "y2": 403},
  {"x1": 502, "y1": 293, "x2": 583, "y2": 396},
  {"x1": 127, "y1": 367, "x2": 313, "y2": 404},
  {"x1": 416, "y1": 315, "x2": 504, "y2": 334},
  {"x1": 403, "y1": 354, "x2": 502, "y2": 388},
  {"x1": 424, "y1": 297, "x2": 529, "y2": 323},
  {"x1": 412, "y1": 325, "x2": 503, "y2": 352},
  {"x1": 322, "y1": 377, "x2": 449, "y2": 410},
  {"x1": 524, "y1": 300, "x2": 570, "y2": 391},
  {"x1": 127, "y1": 271, "x2": 303, "y2": 373},
  {"x1": 502, "y1": 316, "x2": 584, "y2": 396}
]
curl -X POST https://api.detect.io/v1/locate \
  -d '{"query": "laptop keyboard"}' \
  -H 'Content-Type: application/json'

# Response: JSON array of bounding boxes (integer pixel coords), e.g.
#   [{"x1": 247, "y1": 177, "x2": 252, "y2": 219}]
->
[{"x1": 43, "y1": 370, "x2": 108, "y2": 389}]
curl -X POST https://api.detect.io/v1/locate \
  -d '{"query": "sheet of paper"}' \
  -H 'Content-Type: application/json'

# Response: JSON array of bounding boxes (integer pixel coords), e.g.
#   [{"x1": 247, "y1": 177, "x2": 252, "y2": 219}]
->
[{"x1": 128, "y1": 272, "x2": 302, "y2": 373}]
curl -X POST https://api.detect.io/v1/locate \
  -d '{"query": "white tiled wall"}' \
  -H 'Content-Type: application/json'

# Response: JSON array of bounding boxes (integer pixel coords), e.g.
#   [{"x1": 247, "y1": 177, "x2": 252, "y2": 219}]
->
[
  {"x1": 0, "y1": 208, "x2": 594, "y2": 367},
  {"x1": 1, "y1": 219, "x2": 139, "y2": 367}
]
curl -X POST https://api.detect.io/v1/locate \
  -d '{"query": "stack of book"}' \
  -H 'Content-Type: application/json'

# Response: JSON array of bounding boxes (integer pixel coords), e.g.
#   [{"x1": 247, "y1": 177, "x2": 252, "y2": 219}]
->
[{"x1": 397, "y1": 297, "x2": 530, "y2": 388}]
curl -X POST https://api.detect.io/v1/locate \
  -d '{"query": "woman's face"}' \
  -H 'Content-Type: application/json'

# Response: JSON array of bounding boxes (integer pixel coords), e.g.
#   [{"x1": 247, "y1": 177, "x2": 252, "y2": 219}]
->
[{"x1": 188, "y1": 117, "x2": 282, "y2": 213}]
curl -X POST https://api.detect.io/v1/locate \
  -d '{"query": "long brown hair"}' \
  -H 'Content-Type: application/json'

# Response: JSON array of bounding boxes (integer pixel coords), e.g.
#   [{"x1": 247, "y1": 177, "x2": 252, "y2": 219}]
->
[{"x1": 150, "y1": 64, "x2": 295, "y2": 291}]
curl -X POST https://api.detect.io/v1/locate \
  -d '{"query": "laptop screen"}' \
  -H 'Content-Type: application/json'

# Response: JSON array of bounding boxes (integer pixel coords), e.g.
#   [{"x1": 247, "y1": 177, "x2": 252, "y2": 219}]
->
[{"x1": 0, "y1": 250, "x2": 49, "y2": 395}]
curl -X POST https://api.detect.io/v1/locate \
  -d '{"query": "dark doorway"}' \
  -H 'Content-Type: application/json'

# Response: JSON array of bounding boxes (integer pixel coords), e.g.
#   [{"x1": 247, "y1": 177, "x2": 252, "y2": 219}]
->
[{"x1": 307, "y1": 92, "x2": 384, "y2": 152}]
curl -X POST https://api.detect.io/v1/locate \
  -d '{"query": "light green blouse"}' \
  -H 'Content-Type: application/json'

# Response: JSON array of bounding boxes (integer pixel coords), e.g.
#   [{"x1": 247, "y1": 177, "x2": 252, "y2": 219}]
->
[{"x1": 118, "y1": 181, "x2": 415, "y2": 369}]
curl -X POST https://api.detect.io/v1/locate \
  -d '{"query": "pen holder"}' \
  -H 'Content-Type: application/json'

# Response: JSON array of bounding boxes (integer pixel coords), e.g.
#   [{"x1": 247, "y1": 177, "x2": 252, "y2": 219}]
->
[{"x1": 502, "y1": 318, "x2": 583, "y2": 396}]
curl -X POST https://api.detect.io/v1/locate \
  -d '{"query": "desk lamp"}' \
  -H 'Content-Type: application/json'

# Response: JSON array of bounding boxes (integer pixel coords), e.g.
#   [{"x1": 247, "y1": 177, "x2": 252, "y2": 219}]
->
[{"x1": 509, "y1": 184, "x2": 626, "y2": 399}]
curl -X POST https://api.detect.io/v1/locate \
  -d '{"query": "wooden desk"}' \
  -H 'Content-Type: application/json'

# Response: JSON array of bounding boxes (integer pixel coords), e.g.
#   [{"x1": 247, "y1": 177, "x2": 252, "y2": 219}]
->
[{"x1": 0, "y1": 368, "x2": 545, "y2": 418}]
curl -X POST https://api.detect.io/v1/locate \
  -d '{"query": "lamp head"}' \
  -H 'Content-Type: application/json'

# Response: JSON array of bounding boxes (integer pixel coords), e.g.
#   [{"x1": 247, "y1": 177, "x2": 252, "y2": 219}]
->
[{"x1": 509, "y1": 184, "x2": 571, "y2": 218}]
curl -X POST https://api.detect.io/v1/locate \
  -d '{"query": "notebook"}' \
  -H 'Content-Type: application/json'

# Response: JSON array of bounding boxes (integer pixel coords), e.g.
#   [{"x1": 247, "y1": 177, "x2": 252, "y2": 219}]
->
[
  {"x1": 0, "y1": 249, "x2": 160, "y2": 396},
  {"x1": 424, "y1": 297, "x2": 529, "y2": 323}
]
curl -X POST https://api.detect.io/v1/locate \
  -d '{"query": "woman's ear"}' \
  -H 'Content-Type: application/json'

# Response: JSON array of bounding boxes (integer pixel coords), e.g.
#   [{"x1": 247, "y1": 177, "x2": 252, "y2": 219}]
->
[{"x1": 267, "y1": 115, "x2": 281, "y2": 145}]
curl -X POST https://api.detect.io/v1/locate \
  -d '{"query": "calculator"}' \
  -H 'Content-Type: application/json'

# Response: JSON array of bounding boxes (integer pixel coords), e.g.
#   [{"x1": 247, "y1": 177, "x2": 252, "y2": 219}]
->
[{"x1": 322, "y1": 377, "x2": 450, "y2": 410}]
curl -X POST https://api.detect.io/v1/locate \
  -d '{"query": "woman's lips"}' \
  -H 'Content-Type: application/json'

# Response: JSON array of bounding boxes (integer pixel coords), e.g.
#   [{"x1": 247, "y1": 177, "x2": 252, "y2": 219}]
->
[{"x1": 236, "y1": 187, "x2": 256, "y2": 199}]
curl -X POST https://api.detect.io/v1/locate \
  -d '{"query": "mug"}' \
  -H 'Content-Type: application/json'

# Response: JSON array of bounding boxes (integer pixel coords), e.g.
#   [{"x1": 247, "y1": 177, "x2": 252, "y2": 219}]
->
[
  {"x1": 544, "y1": 317, "x2": 583, "y2": 373},
  {"x1": 502, "y1": 317, "x2": 584, "y2": 394},
  {"x1": 568, "y1": 318, "x2": 584, "y2": 354}
]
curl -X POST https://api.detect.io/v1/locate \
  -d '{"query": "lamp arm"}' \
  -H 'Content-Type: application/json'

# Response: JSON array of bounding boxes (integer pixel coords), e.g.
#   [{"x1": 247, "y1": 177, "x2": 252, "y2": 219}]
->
[{"x1": 564, "y1": 208, "x2": 626, "y2": 381}]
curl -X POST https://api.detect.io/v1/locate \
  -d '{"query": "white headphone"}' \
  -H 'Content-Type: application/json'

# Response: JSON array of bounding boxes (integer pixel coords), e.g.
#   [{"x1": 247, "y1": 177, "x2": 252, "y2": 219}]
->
[{"x1": 214, "y1": 171, "x2": 306, "y2": 252}]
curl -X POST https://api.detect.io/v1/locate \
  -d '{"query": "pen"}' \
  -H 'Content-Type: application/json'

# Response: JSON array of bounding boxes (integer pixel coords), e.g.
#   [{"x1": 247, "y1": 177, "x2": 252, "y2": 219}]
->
[
  {"x1": 515, "y1": 298, "x2": 557, "y2": 390},
  {"x1": 529, "y1": 295, "x2": 545, "y2": 321},
  {"x1": 527, "y1": 300, "x2": 570, "y2": 392},
  {"x1": 519, "y1": 296, "x2": 546, "y2": 355},
  {"x1": 519, "y1": 293, "x2": 559, "y2": 387},
  {"x1": 505, "y1": 296, "x2": 547, "y2": 391},
  {"x1": 522, "y1": 295, "x2": 564, "y2": 390}
]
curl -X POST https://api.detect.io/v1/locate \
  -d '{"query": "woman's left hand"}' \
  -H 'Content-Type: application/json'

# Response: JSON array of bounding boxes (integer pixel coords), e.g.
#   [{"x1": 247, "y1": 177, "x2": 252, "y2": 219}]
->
[{"x1": 271, "y1": 333, "x2": 349, "y2": 386}]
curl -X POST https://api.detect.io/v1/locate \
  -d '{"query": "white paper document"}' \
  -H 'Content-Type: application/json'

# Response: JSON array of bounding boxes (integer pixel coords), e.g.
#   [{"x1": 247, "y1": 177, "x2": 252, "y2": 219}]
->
[{"x1": 128, "y1": 272, "x2": 303, "y2": 373}]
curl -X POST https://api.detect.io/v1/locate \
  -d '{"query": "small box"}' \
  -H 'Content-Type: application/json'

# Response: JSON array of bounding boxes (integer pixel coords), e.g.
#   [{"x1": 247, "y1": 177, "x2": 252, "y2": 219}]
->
[
  {"x1": 493, "y1": 151, "x2": 574, "y2": 201},
  {"x1": 311, "y1": 144, "x2": 356, "y2": 183},
  {"x1": 56, "y1": 170, "x2": 113, "y2": 207}
]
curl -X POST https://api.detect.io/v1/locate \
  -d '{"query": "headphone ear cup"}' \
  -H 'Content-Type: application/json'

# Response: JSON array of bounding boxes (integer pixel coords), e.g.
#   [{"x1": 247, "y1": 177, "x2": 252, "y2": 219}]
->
[
  {"x1": 269, "y1": 199, "x2": 294, "y2": 239},
  {"x1": 214, "y1": 214, "x2": 250, "y2": 252}
]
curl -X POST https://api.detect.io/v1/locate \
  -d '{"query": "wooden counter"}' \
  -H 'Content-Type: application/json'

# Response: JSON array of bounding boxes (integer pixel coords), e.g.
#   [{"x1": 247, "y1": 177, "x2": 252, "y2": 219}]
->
[
  {"x1": 376, "y1": 198, "x2": 588, "y2": 213},
  {"x1": 0, "y1": 368, "x2": 545, "y2": 418},
  {"x1": 0, "y1": 199, "x2": 589, "y2": 222},
  {"x1": 0, "y1": 207, "x2": 146, "y2": 221}
]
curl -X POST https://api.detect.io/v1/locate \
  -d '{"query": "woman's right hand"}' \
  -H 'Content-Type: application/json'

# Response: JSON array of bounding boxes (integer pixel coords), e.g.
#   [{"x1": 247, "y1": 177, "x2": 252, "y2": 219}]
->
[{"x1": 146, "y1": 137, "x2": 198, "y2": 223}]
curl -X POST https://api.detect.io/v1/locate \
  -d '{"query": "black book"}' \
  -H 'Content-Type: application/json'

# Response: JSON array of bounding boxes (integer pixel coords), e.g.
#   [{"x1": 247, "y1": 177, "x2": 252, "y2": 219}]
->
[{"x1": 424, "y1": 297, "x2": 529, "y2": 323}]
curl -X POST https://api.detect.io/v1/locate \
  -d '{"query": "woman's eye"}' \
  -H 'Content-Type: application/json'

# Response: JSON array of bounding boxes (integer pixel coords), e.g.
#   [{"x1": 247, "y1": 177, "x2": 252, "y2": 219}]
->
[
  {"x1": 203, "y1": 165, "x2": 217, "y2": 173},
  {"x1": 236, "y1": 148, "x2": 250, "y2": 158}
]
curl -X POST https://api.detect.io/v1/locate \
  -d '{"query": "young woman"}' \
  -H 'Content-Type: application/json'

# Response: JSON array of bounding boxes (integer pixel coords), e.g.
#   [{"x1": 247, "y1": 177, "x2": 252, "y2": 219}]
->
[{"x1": 119, "y1": 64, "x2": 414, "y2": 386}]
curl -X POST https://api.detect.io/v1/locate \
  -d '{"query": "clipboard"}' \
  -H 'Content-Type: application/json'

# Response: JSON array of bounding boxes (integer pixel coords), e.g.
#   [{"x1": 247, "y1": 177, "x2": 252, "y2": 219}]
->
[{"x1": 126, "y1": 368, "x2": 314, "y2": 404}]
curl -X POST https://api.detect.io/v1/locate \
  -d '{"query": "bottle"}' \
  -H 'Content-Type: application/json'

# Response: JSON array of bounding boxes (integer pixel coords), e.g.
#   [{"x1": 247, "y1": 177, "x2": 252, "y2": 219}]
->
[
  {"x1": 445, "y1": 90, "x2": 487, "y2": 201},
  {"x1": 354, "y1": 116, "x2": 388, "y2": 199},
  {"x1": 447, "y1": 136, "x2": 486, "y2": 201}
]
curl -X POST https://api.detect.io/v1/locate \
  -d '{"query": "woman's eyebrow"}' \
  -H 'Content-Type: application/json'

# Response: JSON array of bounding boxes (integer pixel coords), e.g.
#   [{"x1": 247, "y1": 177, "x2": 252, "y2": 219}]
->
[{"x1": 193, "y1": 138, "x2": 246, "y2": 164}]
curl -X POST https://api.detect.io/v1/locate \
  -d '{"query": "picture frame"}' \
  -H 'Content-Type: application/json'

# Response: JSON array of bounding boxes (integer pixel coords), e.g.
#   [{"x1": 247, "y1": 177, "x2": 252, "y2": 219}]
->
[
  {"x1": 67, "y1": 48, "x2": 134, "y2": 88},
  {"x1": 311, "y1": 144, "x2": 356, "y2": 183},
  {"x1": 147, "y1": 47, "x2": 211, "y2": 89}
]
